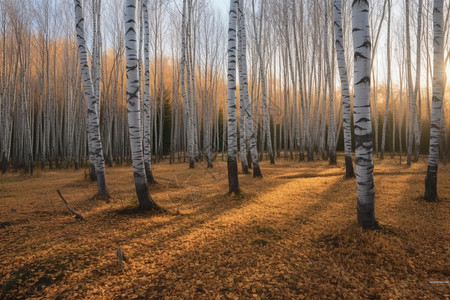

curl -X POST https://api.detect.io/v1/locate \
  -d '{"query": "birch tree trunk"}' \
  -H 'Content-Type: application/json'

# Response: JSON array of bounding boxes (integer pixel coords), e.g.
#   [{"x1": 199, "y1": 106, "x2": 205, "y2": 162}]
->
[
  {"x1": 142, "y1": 0, "x2": 156, "y2": 183},
  {"x1": 425, "y1": 0, "x2": 444, "y2": 202},
  {"x1": 251, "y1": 0, "x2": 274, "y2": 164},
  {"x1": 74, "y1": 0, "x2": 109, "y2": 198},
  {"x1": 405, "y1": 0, "x2": 416, "y2": 166},
  {"x1": 413, "y1": 0, "x2": 423, "y2": 162},
  {"x1": 124, "y1": 0, "x2": 160, "y2": 210},
  {"x1": 238, "y1": 0, "x2": 262, "y2": 178},
  {"x1": 380, "y1": 0, "x2": 392, "y2": 159},
  {"x1": 352, "y1": 0, "x2": 377, "y2": 229},
  {"x1": 334, "y1": 0, "x2": 354, "y2": 177},
  {"x1": 227, "y1": 0, "x2": 240, "y2": 194},
  {"x1": 324, "y1": 0, "x2": 336, "y2": 164}
]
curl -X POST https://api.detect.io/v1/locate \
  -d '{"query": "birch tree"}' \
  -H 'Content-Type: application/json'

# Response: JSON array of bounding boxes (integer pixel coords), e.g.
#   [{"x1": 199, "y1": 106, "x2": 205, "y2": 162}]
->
[
  {"x1": 352, "y1": 0, "x2": 377, "y2": 229},
  {"x1": 227, "y1": 0, "x2": 240, "y2": 194},
  {"x1": 251, "y1": 0, "x2": 274, "y2": 164},
  {"x1": 380, "y1": 0, "x2": 392, "y2": 159},
  {"x1": 334, "y1": 0, "x2": 354, "y2": 177},
  {"x1": 238, "y1": 0, "x2": 262, "y2": 178},
  {"x1": 74, "y1": 0, "x2": 109, "y2": 198},
  {"x1": 124, "y1": 0, "x2": 160, "y2": 210},
  {"x1": 142, "y1": 0, "x2": 156, "y2": 183},
  {"x1": 425, "y1": 0, "x2": 444, "y2": 202}
]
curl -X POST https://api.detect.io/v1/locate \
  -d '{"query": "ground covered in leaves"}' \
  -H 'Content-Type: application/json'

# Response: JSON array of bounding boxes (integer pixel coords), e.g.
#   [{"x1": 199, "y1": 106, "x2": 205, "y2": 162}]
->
[{"x1": 0, "y1": 154, "x2": 449, "y2": 299}]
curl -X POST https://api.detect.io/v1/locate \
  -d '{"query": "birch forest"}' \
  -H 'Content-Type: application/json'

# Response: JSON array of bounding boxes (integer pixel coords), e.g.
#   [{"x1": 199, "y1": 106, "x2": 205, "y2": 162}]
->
[
  {"x1": 1, "y1": 0, "x2": 449, "y2": 298},
  {"x1": 1, "y1": 0, "x2": 449, "y2": 173}
]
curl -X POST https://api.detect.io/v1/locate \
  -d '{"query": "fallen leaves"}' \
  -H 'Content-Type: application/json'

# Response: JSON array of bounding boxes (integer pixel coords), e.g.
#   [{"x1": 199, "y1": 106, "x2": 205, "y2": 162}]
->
[{"x1": 0, "y1": 157, "x2": 449, "y2": 298}]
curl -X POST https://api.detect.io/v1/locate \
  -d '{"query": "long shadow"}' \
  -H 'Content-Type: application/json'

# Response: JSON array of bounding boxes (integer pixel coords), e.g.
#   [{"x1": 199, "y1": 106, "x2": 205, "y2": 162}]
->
[{"x1": 4, "y1": 162, "x2": 443, "y2": 298}]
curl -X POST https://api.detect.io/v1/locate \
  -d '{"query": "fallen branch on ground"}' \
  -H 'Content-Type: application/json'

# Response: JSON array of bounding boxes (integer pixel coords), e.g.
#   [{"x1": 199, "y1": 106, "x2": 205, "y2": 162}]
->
[
  {"x1": 117, "y1": 247, "x2": 127, "y2": 271},
  {"x1": 56, "y1": 190, "x2": 84, "y2": 220}
]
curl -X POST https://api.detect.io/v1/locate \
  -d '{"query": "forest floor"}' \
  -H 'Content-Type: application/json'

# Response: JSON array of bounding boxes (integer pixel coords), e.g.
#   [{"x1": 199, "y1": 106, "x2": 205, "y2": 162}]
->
[{"x1": 0, "y1": 154, "x2": 449, "y2": 299}]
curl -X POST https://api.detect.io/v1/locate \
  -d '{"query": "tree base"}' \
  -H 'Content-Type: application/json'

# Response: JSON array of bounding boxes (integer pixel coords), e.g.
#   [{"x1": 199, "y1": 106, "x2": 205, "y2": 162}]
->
[
  {"x1": 357, "y1": 201, "x2": 378, "y2": 230},
  {"x1": 269, "y1": 154, "x2": 275, "y2": 165},
  {"x1": 241, "y1": 162, "x2": 250, "y2": 174},
  {"x1": 189, "y1": 158, "x2": 195, "y2": 169},
  {"x1": 329, "y1": 151, "x2": 337, "y2": 165},
  {"x1": 227, "y1": 156, "x2": 239, "y2": 194},
  {"x1": 247, "y1": 152, "x2": 253, "y2": 169},
  {"x1": 307, "y1": 150, "x2": 314, "y2": 161},
  {"x1": 345, "y1": 155, "x2": 355, "y2": 178},
  {"x1": 144, "y1": 162, "x2": 158, "y2": 184},
  {"x1": 135, "y1": 181, "x2": 161, "y2": 211},
  {"x1": 253, "y1": 164, "x2": 263, "y2": 178},
  {"x1": 90, "y1": 164, "x2": 97, "y2": 182},
  {"x1": 207, "y1": 160, "x2": 213, "y2": 168},
  {"x1": 96, "y1": 171, "x2": 110, "y2": 201},
  {"x1": 0, "y1": 155, "x2": 8, "y2": 174},
  {"x1": 424, "y1": 166, "x2": 438, "y2": 202}
]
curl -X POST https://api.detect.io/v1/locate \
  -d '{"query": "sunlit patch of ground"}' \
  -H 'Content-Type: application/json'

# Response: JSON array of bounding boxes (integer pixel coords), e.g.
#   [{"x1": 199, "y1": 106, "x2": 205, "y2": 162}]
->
[{"x1": 0, "y1": 154, "x2": 449, "y2": 299}]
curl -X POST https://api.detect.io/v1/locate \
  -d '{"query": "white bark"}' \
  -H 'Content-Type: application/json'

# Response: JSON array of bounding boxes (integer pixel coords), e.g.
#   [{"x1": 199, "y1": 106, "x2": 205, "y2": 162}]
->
[
  {"x1": 227, "y1": 0, "x2": 240, "y2": 193},
  {"x1": 352, "y1": 0, "x2": 377, "y2": 229},
  {"x1": 334, "y1": 0, "x2": 354, "y2": 177},
  {"x1": 74, "y1": 0, "x2": 108, "y2": 197},
  {"x1": 125, "y1": 0, "x2": 159, "y2": 210},
  {"x1": 238, "y1": 0, "x2": 262, "y2": 177},
  {"x1": 425, "y1": 0, "x2": 444, "y2": 202}
]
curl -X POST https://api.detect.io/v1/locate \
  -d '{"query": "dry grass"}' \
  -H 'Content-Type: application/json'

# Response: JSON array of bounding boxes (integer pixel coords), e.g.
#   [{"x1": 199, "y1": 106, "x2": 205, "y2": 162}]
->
[{"x1": 0, "y1": 154, "x2": 449, "y2": 299}]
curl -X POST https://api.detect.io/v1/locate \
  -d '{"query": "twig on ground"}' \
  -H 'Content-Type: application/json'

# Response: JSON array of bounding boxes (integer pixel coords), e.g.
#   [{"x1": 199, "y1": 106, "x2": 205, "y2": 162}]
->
[
  {"x1": 117, "y1": 247, "x2": 127, "y2": 271},
  {"x1": 56, "y1": 190, "x2": 84, "y2": 220}
]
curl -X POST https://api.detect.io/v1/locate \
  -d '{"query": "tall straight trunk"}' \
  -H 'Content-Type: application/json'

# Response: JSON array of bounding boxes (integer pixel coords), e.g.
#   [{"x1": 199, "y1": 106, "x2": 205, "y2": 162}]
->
[
  {"x1": 179, "y1": 0, "x2": 194, "y2": 168},
  {"x1": 413, "y1": 0, "x2": 423, "y2": 162},
  {"x1": 238, "y1": 0, "x2": 262, "y2": 178},
  {"x1": 251, "y1": 0, "x2": 274, "y2": 164},
  {"x1": 227, "y1": 0, "x2": 240, "y2": 194},
  {"x1": 142, "y1": 0, "x2": 156, "y2": 183},
  {"x1": 124, "y1": 0, "x2": 160, "y2": 210},
  {"x1": 406, "y1": 0, "x2": 416, "y2": 166},
  {"x1": 399, "y1": 60, "x2": 404, "y2": 165},
  {"x1": 425, "y1": 0, "x2": 444, "y2": 202},
  {"x1": 325, "y1": 0, "x2": 336, "y2": 164},
  {"x1": 74, "y1": 0, "x2": 109, "y2": 198},
  {"x1": 352, "y1": 0, "x2": 377, "y2": 229},
  {"x1": 381, "y1": 0, "x2": 392, "y2": 159},
  {"x1": 334, "y1": 0, "x2": 354, "y2": 177}
]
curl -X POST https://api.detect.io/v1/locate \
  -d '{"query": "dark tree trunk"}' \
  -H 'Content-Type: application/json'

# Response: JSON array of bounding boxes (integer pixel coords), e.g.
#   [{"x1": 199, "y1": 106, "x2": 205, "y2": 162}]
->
[
  {"x1": 252, "y1": 162, "x2": 263, "y2": 178},
  {"x1": 329, "y1": 150, "x2": 337, "y2": 165},
  {"x1": 144, "y1": 162, "x2": 157, "y2": 184},
  {"x1": 345, "y1": 155, "x2": 355, "y2": 178},
  {"x1": 241, "y1": 161, "x2": 249, "y2": 174},
  {"x1": 227, "y1": 156, "x2": 240, "y2": 194},
  {"x1": 357, "y1": 201, "x2": 379, "y2": 230},
  {"x1": 424, "y1": 165, "x2": 438, "y2": 201},
  {"x1": 90, "y1": 164, "x2": 97, "y2": 181},
  {"x1": 135, "y1": 181, "x2": 160, "y2": 211},
  {"x1": 96, "y1": 171, "x2": 110, "y2": 200}
]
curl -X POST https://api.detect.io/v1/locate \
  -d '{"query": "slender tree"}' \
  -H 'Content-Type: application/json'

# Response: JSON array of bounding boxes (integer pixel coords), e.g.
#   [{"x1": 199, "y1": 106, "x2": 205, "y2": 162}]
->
[
  {"x1": 227, "y1": 0, "x2": 240, "y2": 194},
  {"x1": 251, "y1": 0, "x2": 274, "y2": 164},
  {"x1": 352, "y1": 0, "x2": 377, "y2": 229},
  {"x1": 142, "y1": 0, "x2": 156, "y2": 183},
  {"x1": 380, "y1": 0, "x2": 392, "y2": 159},
  {"x1": 124, "y1": 0, "x2": 160, "y2": 210},
  {"x1": 74, "y1": 0, "x2": 109, "y2": 198},
  {"x1": 334, "y1": 0, "x2": 353, "y2": 176},
  {"x1": 425, "y1": 0, "x2": 444, "y2": 202},
  {"x1": 238, "y1": 0, "x2": 262, "y2": 178}
]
